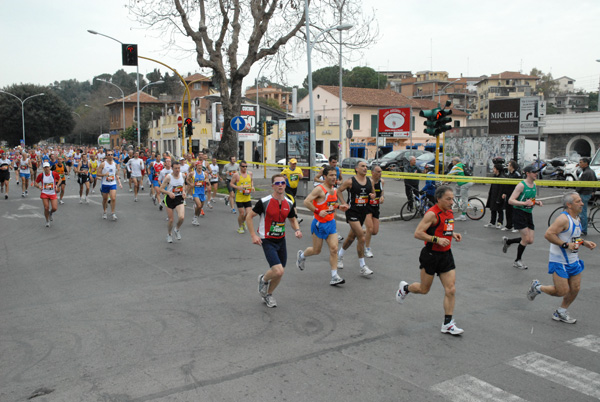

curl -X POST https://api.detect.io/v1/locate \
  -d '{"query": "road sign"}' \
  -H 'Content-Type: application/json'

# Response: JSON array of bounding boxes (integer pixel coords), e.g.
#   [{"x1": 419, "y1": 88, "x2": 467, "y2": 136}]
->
[
  {"x1": 346, "y1": 129, "x2": 353, "y2": 139},
  {"x1": 230, "y1": 116, "x2": 246, "y2": 132},
  {"x1": 177, "y1": 115, "x2": 183, "y2": 128},
  {"x1": 489, "y1": 97, "x2": 540, "y2": 135},
  {"x1": 378, "y1": 107, "x2": 411, "y2": 137},
  {"x1": 538, "y1": 101, "x2": 547, "y2": 117}
]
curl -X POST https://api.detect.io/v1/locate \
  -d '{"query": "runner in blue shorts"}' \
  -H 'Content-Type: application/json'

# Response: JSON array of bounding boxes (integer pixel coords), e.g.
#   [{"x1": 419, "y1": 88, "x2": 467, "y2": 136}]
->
[
  {"x1": 188, "y1": 163, "x2": 207, "y2": 226},
  {"x1": 527, "y1": 192, "x2": 596, "y2": 324}
]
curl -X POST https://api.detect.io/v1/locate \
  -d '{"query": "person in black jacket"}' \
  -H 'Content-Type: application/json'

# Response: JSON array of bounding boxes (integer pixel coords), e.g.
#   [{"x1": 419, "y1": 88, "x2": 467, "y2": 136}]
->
[
  {"x1": 576, "y1": 157, "x2": 597, "y2": 235},
  {"x1": 503, "y1": 160, "x2": 521, "y2": 232},
  {"x1": 484, "y1": 164, "x2": 506, "y2": 229}
]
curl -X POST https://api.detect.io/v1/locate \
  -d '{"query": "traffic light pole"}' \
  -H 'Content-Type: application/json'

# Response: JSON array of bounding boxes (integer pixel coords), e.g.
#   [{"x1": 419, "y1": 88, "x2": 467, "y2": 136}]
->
[{"x1": 263, "y1": 121, "x2": 267, "y2": 179}]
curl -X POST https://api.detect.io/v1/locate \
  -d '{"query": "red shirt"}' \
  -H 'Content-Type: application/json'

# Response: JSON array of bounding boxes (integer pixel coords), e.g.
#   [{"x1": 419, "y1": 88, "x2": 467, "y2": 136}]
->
[
  {"x1": 313, "y1": 185, "x2": 338, "y2": 223},
  {"x1": 425, "y1": 204, "x2": 454, "y2": 252}
]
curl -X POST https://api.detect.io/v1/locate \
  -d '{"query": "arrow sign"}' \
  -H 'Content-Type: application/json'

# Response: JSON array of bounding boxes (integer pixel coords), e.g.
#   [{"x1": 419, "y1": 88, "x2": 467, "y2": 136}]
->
[
  {"x1": 18, "y1": 204, "x2": 39, "y2": 210},
  {"x1": 3, "y1": 212, "x2": 44, "y2": 220},
  {"x1": 230, "y1": 116, "x2": 246, "y2": 132}
]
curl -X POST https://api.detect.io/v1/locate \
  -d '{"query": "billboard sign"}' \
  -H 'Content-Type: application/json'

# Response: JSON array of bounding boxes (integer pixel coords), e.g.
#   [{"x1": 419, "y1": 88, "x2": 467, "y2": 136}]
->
[
  {"x1": 489, "y1": 97, "x2": 539, "y2": 135},
  {"x1": 378, "y1": 107, "x2": 411, "y2": 138},
  {"x1": 285, "y1": 119, "x2": 310, "y2": 166},
  {"x1": 212, "y1": 103, "x2": 259, "y2": 141}
]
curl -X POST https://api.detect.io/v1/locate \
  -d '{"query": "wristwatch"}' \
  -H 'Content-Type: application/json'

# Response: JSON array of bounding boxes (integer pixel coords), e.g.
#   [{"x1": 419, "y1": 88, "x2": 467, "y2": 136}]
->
[{"x1": 561, "y1": 242, "x2": 569, "y2": 249}]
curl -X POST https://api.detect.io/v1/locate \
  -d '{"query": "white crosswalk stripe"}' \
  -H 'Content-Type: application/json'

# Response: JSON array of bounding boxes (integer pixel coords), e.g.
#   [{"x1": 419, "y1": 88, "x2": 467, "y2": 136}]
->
[
  {"x1": 508, "y1": 351, "x2": 600, "y2": 399},
  {"x1": 567, "y1": 334, "x2": 600, "y2": 353},
  {"x1": 431, "y1": 374, "x2": 527, "y2": 402}
]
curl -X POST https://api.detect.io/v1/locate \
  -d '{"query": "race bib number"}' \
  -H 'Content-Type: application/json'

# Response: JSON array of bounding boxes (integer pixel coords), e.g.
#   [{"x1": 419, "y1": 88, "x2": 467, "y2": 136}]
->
[
  {"x1": 443, "y1": 218, "x2": 454, "y2": 236},
  {"x1": 20, "y1": 165, "x2": 28, "y2": 170},
  {"x1": 60, "y1": 173, "x2": 65, "y2": 179},
  {"x1": 44, "y1": 183, "x2": 54, "y2": 190},
  {"x1": 572, "y1": 236, "x2": 583, "y2": 253},
  {"x1": 290, "y1": 174, "x2": 298, "y2": 182},
  {"x1": 370, "y1": 198, "x2": 379, "y2": 205},
  {"x1": 228, "y1": 171, "x2": 234, "y2": 176},
  {"x1": 195, "y1": 180, "x2": 205, "y2": 187},
  {"x1": 173, "y1": 186, "x2": 183, "y2": 195},
  {"x1": 106, "y1": 175, "x2": 115, "y2": 182},
  {"x1": 243, "y1": 189, "x2": 251, "y2": 195},
  {"x1": 268, "y1": 221, "x2": 285, "y2": 237},
  {"x1": 326, "y1": 201, "x2": 338, "y2": 214},
  {"x1": 354, "y1": 195, "x2": 369, "y2": 205}
]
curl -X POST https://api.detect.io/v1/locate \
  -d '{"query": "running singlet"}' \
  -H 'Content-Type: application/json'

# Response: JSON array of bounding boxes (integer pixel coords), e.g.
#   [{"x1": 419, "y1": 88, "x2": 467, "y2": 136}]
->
[
  {"x1": 369, "y1": 180, "x2": 382, "y2": 208},
  {"x1": 166, "y1": 173, "x2": 185, "y2": 197},
  {"x1": 90, "y1": 160, "x2": 98, "y2": 175},
  {"x1": 52, "y1": 163, "x2": 66, "y2": 181},
  {"x1": 425, "y1": 204, "x2": 454, "y2": 252},
  {"x1": 19, "y1": 158, "x2": 30, "y2": 175},
  {"x1": 347, "y1": 176, "x2": 372, "y2": 212},
  {"x1": 152, "y1": 161, "x2": 164, "y2": 181},
  {"x1": 101, "y1": 161, "x2": 118, "y2": 186},
  {"x1": 282, "y1": 167, "x2": 303, "y2": 189},
  {"x1": 37, "y1": 172, "x2": 60, "y2": 196},
  {"x1": 514, "y1": 180, "x2": 536, "y2": 213},
  {"x1": 252, "y1": 194, "x2": 296, "y2": 240},
  {"x1": 193, "y1": 171, "x2": 206, "y2": 195},
  {"x1": 313, "y1": 184, "x2": 338, "y2": 223},
  {"x1": 209, "y1": 163, "x2": 220, "y2": 183},
  {"x1": 549, "y1": 212, "x2": 583, "y2": 265},
  {"x1": 235, "y1": 174, "x2": 252, "y2": 202},
  {"x1": 79, "y1": 162, "x2": 89, "y2": 177}
]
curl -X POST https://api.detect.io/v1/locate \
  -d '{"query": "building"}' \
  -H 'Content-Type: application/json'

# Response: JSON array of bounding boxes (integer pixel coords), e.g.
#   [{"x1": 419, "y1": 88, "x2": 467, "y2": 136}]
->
[
  {"x1": 473, "y1": 71, "x2": 540, "y2": 119},
  {"x1": 376, "y1": 70, "x2": 412, "y2": 92},
  {"x1": 546, "y1": 76, "x2": 589, "y2": 114},
  {"x1": 296, "y1": 85, "x2": 467, "y2": 159},
  {"x1": 244, "y1": 85, "x2": 292, "y2": 112}
]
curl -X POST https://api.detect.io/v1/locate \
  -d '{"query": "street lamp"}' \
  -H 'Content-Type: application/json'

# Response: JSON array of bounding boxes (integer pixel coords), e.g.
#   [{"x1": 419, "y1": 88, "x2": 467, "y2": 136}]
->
[
  {"x1": 0, "y1": 90, "x2": 45, "y2": 146},
  {"x1": 305, "y1": 1, "x2": 352, "y2": 177},
  {"x1": 88, "y1": 29, "x2": 141, "y2": 148},
  {"x1": 596, "y1": 59, "x2": 600, "y2": 112},
  {"x1": 96, "y1": 78, "x2": 126, "y2": 136},
  {"x1": 84, "y1": 104, "x2": 103, "y2": 134},
  {"x1": 438, "y1": 78, "x2": 461, "y2": 105},
  {"x1": 71, "y1": 111, "x2": 82, "y2": 145}
]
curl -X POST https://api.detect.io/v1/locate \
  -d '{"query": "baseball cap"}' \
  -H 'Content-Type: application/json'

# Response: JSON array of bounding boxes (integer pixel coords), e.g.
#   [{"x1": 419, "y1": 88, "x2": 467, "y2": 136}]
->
[
  {"x1": 42, "y1": 162, "x2": 51, "y2": 168},
  {"x1": 289, "y1": 158, "x2": 298, "y2": 164},
  {"x1": 179, "y1": 157, "x2": 185, "y2": 161},
  {"x1": 522, "y1": 164, "x2": 539, "y2": 173}
]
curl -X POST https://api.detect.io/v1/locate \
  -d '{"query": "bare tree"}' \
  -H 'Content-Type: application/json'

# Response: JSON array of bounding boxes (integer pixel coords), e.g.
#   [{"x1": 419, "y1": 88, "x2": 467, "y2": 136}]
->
[{"x1": 128, "y1": 0, "x2": 377, "y2": 159}]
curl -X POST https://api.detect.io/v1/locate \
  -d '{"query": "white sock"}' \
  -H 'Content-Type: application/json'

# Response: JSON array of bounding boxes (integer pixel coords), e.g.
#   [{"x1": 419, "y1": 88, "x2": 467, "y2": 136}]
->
[
  {"x1": 535, "y1": 284, "x2": 542, "y2": 293},
  {"x1": 359, "y1": 258, "x2": 365, "y2": 267},
  {"x1": 331, "y1": 269, "x2": 337, "y2": 277},
  {"x1": 557, "y1": 307, "x2": 567, "y2": 314},
  {"x1": 299, "y1": 251, "x2": 305, "y2": 259},
  {"x1": 338, "y1": 248, "x2": 345, "y2": 258}
]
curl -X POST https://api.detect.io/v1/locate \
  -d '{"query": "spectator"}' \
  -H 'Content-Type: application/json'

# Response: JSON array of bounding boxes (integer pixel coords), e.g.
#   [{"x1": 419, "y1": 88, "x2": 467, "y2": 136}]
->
[
  {"x1": 576, "y1": 157, "x2": 597, "y2": 235},
  {"x1": 404, "y1": 156, "x2": 419, "y2": 211},
  {"x1": 484, "y1": 164, "x2": 506, "y2": 229},
  {"x1": 447, "y1": 157, "x2": 472, "y2": 221},
  {"x1": 503, "y1": 160, "x2": 520, "y2": 232},
  {"x1": 253, "y1": 146, "x2": 260, "y2": 169}
]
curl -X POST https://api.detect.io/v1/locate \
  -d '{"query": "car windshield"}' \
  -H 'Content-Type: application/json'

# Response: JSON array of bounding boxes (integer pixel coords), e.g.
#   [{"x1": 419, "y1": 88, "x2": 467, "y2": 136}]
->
[
  {"x1": 591, "y1": 150, "x2": 600, "y2": 166},
  {"x1": 417, "y1": 152, "x2": 434, "y2": 161},
  {"x1": 381, "y1": 151, "x2": 401, "y2": 160}
]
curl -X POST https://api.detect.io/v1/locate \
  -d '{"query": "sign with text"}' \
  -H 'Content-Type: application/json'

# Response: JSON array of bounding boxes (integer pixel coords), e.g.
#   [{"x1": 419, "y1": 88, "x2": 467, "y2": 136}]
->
[
  {"x1": 489, "y1": 97, "x2": 540, "y2": 135},
  {"x1": 212, "y1": 103, "x2": 259, "y2": 141},
  {"x1": 285, "y1": 119, "x2": 310, "y2": 166},
  {"x1": 378, "y1": 107, "x2": 411, "y2": 137}
]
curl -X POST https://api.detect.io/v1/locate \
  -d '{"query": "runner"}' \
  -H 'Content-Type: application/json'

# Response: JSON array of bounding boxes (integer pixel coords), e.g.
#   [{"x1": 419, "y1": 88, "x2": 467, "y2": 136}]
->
[
  {"x1": 50, "y1": 156, "x2": 68, "y2": 204},
  {"x1": 30, "y1": 150, "x2": 38, "y2": 183},
  {"x1": 151, "y1": 154, "x2": 165, "y2": 209},
  {"x1": 336, "y1": 160, "x2": 375, "y2": 276},
  {"x1": 157, "y1": 158, "x2": 173, "y2": 212},
  {"x1": 222, "y1": 156, "x2": 239, "y2": 213},
  {"x1": 0, "y1": 150, "x2": 12, "y2": 199},
  {"x1": 365, "y1": 165, "x2": 385, "y2": 258},
  {"x1": 207, "y1": 156, "x2": 221, "y2": 209},
  {"x1": 295, "y1": 166, "x2": 349, "y2": 286},
  {"x1": 395, "y1": 185, "x2": 464, "y2": 335},
  {"x1": 72, "y1": 148, "x2": 82, "y2": 179},
  {"x1": 247, "y1": 173, "x2": 302, "y2": 308},
  {"x1": 89, "y1": 153, "x2": 99, "y2": 194},
  {"x1": 527, "y1": 191, "x2": 596, "y2": 324},
  {"x1": 281, "y1": 158, "x2": 304, "y2": 223},
  {"x1": 96, "y1": 150, "x2": 123, "y2": 220},
  {"x1": 188, "y1": 162, "x2": 207, "y2": 225},
  {"x1": 159, "y1": 160, "x2": 186, "y2": 243},
  {"x1": 75, "y1": 153, "x2": 91, "y2": 203},
  {"x1": 126, "y1": 151, "x2": 145, "y2": 202},
  {"x1": 231, "y1": 160, "x2": 254, "y2": 233},
  {"x1": 34, "y1": 162, "x2": 62, "y2": 227},
  {"x1": 18, "y1": 152, "x2": 32, "y2": 197},
  {"x1": 122, "y1": 150, "x2": 133, "y2": 192},
  {"x1": 502, "y1": 164, "x2": 543, "y2": 270}
]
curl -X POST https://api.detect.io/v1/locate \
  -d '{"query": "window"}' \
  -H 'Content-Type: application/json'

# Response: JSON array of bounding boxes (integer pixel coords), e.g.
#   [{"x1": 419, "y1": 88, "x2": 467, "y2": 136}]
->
[
  {"x1": 353, "y1": 114, "x2": 360, "y2": 130},
  {"x1": 454, "y1": 121, "x2": 460, "y2": 128},
  {"x1": 370, "y1": 114, "x2": 377, "y2": 137},
  {"x1": 193, "y1": 83, "x2": 202, "y2": 90}
]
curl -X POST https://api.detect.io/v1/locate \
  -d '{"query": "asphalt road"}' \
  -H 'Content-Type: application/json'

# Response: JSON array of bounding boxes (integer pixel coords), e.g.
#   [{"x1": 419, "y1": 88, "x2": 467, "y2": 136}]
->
[{"x1": 1, "y1": 171, "x2": 598, "y2": 402}]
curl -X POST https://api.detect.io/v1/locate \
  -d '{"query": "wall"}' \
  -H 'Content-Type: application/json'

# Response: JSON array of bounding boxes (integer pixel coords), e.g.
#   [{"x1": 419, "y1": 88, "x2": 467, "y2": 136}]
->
[{"x1": 444, "y1": 132, "x2": 525, "y2": 172}]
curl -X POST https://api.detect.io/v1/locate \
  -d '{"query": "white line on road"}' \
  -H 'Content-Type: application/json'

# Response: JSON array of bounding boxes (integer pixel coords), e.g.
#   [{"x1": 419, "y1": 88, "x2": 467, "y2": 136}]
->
[
  {"x1": 431, "y1": 374, "x2": 527, "y2": 402},
  {"x1": 567, "y1": 335, "x2": 600, "y2": 353},
  {"x1": 508, "y1": 352, "x2": 600, "y2": 399}
]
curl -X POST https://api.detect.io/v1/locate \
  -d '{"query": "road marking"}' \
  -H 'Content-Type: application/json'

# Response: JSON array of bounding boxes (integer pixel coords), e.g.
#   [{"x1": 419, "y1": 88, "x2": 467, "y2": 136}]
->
[
  {"x1": 18, "y1": 203, "x2": 38, "y2": 210},
  {"x1": 431, "y1": 374, "x2": 527, "y2": 402},
  {"x1": 3, "y1": 212, "x2": 44, "y2": 220},
  {"x1": 567, "y1": 335, "x2": 600, "y2": 353},
  {"x1": 508, "y1": 352, "x2": 600, "y2": 399}
]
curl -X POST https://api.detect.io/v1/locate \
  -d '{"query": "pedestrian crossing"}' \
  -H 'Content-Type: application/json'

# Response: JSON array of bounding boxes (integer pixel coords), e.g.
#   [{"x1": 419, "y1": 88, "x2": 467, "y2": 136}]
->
[{"x1": 431, "y1": 334, "x2": 600, "y2": 401}]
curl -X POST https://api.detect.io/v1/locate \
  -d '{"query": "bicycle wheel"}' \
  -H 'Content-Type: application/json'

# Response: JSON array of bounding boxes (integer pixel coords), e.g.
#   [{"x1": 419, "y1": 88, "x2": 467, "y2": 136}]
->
[
  {"x1": 400, "y1": 201, "x2": 418, "y2": 221},
  {"x1": 590, "y1": 207, "x2": 600, "y2": 234},
  {"x1": 451, "y1": 197, "x2": 461, "y2": 215},
  {"x1": 547, "y1": 206, "x2": 564, "y2": 227},
  {"x1": 465, "y1": 197, "x2": 486, "y2": 220}
]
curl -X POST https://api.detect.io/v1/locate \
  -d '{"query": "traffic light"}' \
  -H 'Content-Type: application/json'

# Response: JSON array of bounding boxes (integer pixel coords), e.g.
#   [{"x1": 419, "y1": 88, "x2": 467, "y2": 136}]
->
[
  {"x1": 266, "y1": 120, "x2": 276, "y2": 136},
  {"x1": 420, "y1": 108, "x2": 441, "y2": 137},
  {"x1": 435, "y1": 108, "x2": 453, "y2": 133},
  {"x1": 122, "y1": 44, "x2": 138, "y2": 66},
  {"x1": 257, "y1": 121, "x2": 264, "y2": 136},
  {"x1": 185, "y1": 117, "x2": 193, "y2": 137}
]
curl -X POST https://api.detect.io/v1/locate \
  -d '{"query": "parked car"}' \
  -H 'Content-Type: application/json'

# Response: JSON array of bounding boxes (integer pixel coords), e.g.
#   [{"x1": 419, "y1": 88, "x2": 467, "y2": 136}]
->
[
  {"x1": 277, "y1": 153, "x2": 328, "y2": 167},
  {"x1": 415, "y1": 152, "x2": 444, "y2": 173},
  {"x1": 540, "y1": 155, "x2": 579, "y2": 182},
  {"x1": 341, "y1": 157, "x2": 368, "y2": 170},
  {"x1": 370, "y1": 150, "x2": 427, "y2": 171}
]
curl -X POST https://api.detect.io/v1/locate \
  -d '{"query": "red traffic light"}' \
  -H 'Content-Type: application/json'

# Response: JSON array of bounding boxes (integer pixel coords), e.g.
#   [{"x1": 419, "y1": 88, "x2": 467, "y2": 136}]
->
[{"x1": 184, "y1": 118, "x2": 193, "y2": 125}]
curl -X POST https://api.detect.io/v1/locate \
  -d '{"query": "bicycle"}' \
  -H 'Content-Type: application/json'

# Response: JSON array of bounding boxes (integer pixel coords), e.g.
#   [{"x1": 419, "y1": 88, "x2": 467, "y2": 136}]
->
[
  {"x1": 452, "y1": 194, "x2": 486, "y2": 220},
  {"x1": 547, "y1": 198, "x2": 600, "y2": 233},
  {"x1": 400, "y1": 190, "x2": 433, "y2": 221}
]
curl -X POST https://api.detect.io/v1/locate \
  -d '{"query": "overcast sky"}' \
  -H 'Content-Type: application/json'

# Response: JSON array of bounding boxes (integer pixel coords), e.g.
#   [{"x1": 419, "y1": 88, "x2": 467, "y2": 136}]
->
[{"x1": 1, "y1": 0, "x2": 599, "y2": 94}]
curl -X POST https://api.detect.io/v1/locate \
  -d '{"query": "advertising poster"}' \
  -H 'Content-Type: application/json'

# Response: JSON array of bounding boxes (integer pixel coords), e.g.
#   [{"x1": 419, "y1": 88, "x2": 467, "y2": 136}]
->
[{"x1": 285, "y1": 119, "x2": 310, "y2": 166}]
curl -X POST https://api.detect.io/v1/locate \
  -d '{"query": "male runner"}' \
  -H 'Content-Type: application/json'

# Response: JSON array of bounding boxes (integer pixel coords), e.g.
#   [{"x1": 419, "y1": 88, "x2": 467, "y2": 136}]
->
[
  {"x1": 188, "y1": 162, "x2": 207, "y2": 225},
  {"x1": 231, "y1": 160, "x2": 254, "y2": 233},
  {"x1": 159, "y1": 160, "x2": 186, "y2": 243},
  {"x1": 89, "y1": 153, "x2": 99, "y2": 194},
  {"x1": 222, "y1": 156, "x2": 239, "y2": 213},
  {"x1": 122, "y1": 150, "x2": 133, "y2": 191},
  {"x1": 247, "y1": 173, "x2": 302, "y2": 307},
  {"x1": 51, "y1": 156, "x2": 68, "y2": 204},
  {"x1": 296, "y1": 166, "x2": 349, "y2": 286},
  {"x1": 527, "y1": 192, "x2": 596, "y2": 323},
  {"x1": 336, "y1": 160, "x2": 374, "y2": 276},
  {"x1": 365, "y1": 165, "x2": 384, "y2": 258},
  {"x1": 281, "y1": 158, "x2": 304, "y2": 223},
  {"x1": 157, "y1": 158, "x2": 174, "y2": 211},
  {"x1": 0, "y1": 150, "x2": 12, "y2": 199},
  {"x1": 207, "y1": 156, "x2": 221, "y2": 208},
  {"x1": 35, "y1": 162, "x2": 62, "y2": 227},
  {"x1": 75, "y1": 153, "x2": 91, "y2": 203},
  {"x1": 502, "y1": 164, "x2": 543, "y2": 269},
  {"x1": 396, "y1": 185, "x2": 464, "y2": 335},
  {"x1": 126, "y1": 151, "x2": 145, "y2": 202},
  {"x1": 97, "y1": 150, "x2": 123, "y2": 220},
  {"x1": 18, "y1": 152, "x2": 32, "y2": 197}
]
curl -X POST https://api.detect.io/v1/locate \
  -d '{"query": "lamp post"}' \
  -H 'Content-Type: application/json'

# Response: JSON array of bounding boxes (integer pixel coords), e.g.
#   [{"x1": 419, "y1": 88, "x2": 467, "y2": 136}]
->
[
  {"x1": 596, "y1": 59, "x2": 600, "y2": 112},
  {"x1": 438, "y1": 78, "x2": 461, "y2": 105},
  {"x1": 305, "y1": 1, "x2": 352, "y2": 177},
  {"x1": 88, "y1": 29, "x2": 141, "y2": 148},
  {"x1": 84, "y1": 104, "x2": 103, "y2": 135},
  {"x1": 96, "y1": 78, "x2": 126, "y2": 136},
  {"x1": 0, "y1": 90, "x2": 45, "y2": 146},
  {"x1": 71, "y1": 111, "x2": 82, "y2": 145}
]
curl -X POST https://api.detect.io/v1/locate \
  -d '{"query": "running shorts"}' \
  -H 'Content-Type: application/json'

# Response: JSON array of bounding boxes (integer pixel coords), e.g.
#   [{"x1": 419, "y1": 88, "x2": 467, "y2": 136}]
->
[
  {"x1": 513, "y1": 209, "x2": 534, "y2": 230},
  {"x1": 101, "y1": 184, "x2": 117, "y2": 194},
  {"x1": 164, "y1": 195, "x2": 184, "y2": 209},
  {"x1": 311, "y1": 218, "x2": 337, "y2": 239},
  {"x1": 345, "y1": 208, "x2": 368, "y2": 226},
  {"x1": 261, "y1": 238, "x2": 287, "y2": 268},
  {"x1": 419, "y1": 247, "x2": 456, "y2": 276},
  {"x1": 548, "y1": 260, "x2": 584, "y2": 279}
]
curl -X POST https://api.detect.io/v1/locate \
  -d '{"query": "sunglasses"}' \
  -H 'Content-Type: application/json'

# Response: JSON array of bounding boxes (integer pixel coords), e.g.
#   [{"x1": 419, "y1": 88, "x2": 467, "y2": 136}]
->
[
  {"x1": 240, "y1": 165, "x2": 248, "y2": 168},
  {"x1": 107, "y1": 153, "x2": 114, "y2": 156},
  {"x1": 273, "y1": 181, "x2": 286, "y2": 186}
]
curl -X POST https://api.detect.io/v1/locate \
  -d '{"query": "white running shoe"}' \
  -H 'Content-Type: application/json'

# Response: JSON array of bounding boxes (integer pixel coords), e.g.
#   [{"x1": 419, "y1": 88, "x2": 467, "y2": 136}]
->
[
  {"x1": 441, "y1": 320, "x2": 464, "y2": 335},
  {"x1": 483, "y1": 223, "x2": 494, "y2": 228},
  {"x1": 337, "y1": 255, "x2": 344, "y2": 269},
  {"x1": 59, "y1": 200, "x2": 64, "y2": 205},
  {"x1": 92, "y1": 189, "x2": 95, "y2": 194},
  {"x1": 495, "y1": 223, "x2": 503, "y2": 229},
  {"x1": 552, "y1": 309, "x2": 576, "y2": 324},
  {"x1": 174, "y1": 228, "x2": 182, "y2": 240},
  {"x1": 365, "y1": 248, "x2": 374, "y2": 258},
  {"x1": 102, "y1": 213, "x2": 107, "y2": 220},
  {"x1": 167, "y1": 234, "x2": 173, "y2": 243},
  {"x1": 129, "y1": 188, "x2": 133, "y2": 192},
  {"x1": 330, "y1": 274, "x2": 345, "y2": 286},
  {"x1": 45, "y1": 221, "x2": 50, "y2": 228},
  {"x1": 79, "y1": 198, "x2": 83, "y2": 204},
  {"x1": 360, "y1": 265, "x2": 373, "y2": 276},
  {"x1": 134, "y1": 198, "x2": 138, "y2": 202},
  {"x1": 85, "y1": 197, "x2": 89, "y2": 204},
  {"x1": 456, "y1": 215, "x2": 467, "y2": 221},
  {"x1": 396, "y1": 281, "x2": 408, "y2": 304},
  {"x1": 192, "y1": 217, "x2": 200, "y2": 226},
  {"x1": 513, "y1": 260, "x2": 527, "y2": 270},
  {"x1": 111, "y1": 213, "x2": 118, "y2": 221},
  {"x1": 296, "y1": 250, "x2": 305, "y2": 271}
]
